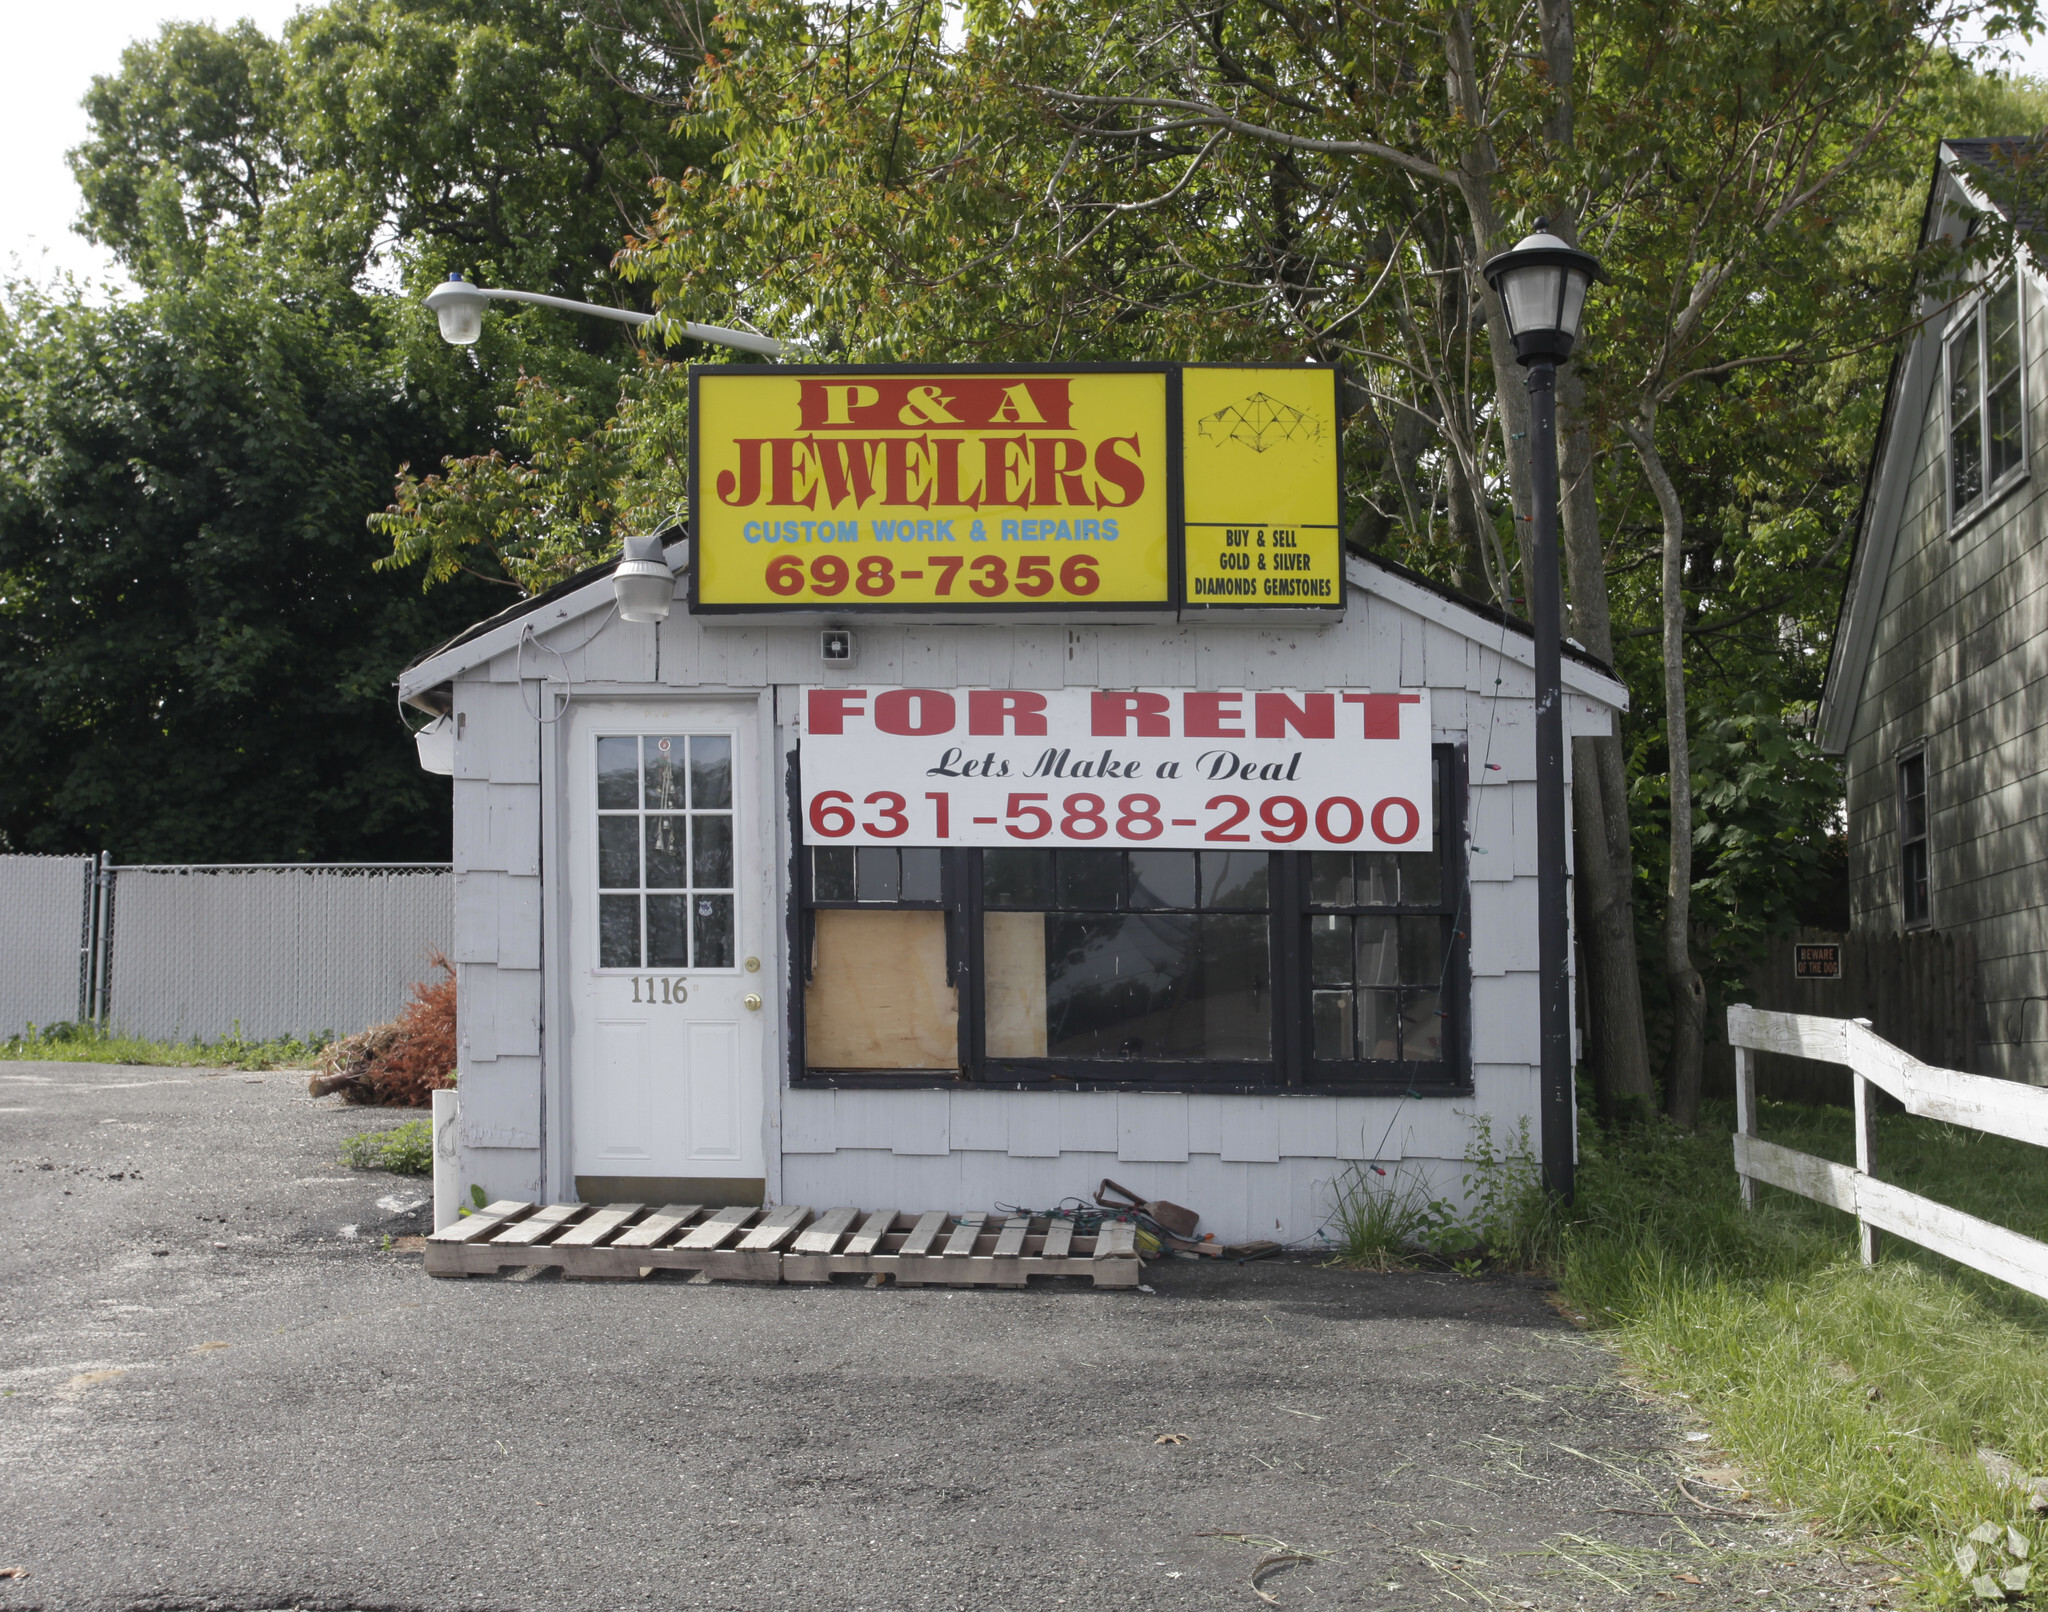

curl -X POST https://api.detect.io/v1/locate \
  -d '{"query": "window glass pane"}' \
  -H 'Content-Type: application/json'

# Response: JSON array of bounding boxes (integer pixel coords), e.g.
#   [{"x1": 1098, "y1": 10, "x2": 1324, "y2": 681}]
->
[
  {"x1": 693, "y1": 815, "x2": 734, "y2": 888},
  {"x1": 599, "y1": 894, "x2": 640, "y2": 968},
  {"x1": 1401, "y1": 989, "x2": 1444, "y2": 1062},
  {"x1": 644, "y1": 736, "x2": 687, "y2": 810},
  {"x1": 1358, "y1": 988, "x2": 1400, "y2": 1058},
  {"x1": 983, "y1": 849, "x2": 1053, "y2": 908},
  {"x1": 1991, "y1": 374, "x2": 2024, "y2": 482},
  {"x1": 596, "y1": 737, "x2": 639, "y2": 809},
  {"x1": 1951, "y1": 319, "x2": 1983, "y2": 510},
  {"x1": 598, "y1": 816, "x2": 640, "y2": 889},
  {"x1": 1042, "y1": 912, "x2": 1269, "y2": 1060},
  {"x1": 900, "y1": 847, "x2": 943, "y2": 903},
  {"x1": 690, "y1": 735, "x2": 733, "y2": 809},
  {"x1": 813, "y1": 847, "x2": 855, "y2": 902},
  {"x1": 1310, "y1": 915, "x2": 1352, "y2": 985},
  {"x1": 1309, "y1": 852, "x2": 1353, "y2": 908},
  {"x1": 1201, "y1": 851, "x2": 1269, "y2": 909},
  {"x1": 644, "y1": 816, "x2": 687, "y2": 888},
  {"x1": 694, "y1": 894, "x2": 735, "y2": 968},
  {"x1": 856, "y1": 847, "x2": 900, "y2": 903},
  {"x1": 1129, "y1": 851, "x2": 1198, "y2": 909},
  {"x1": 1904, "y1": 843, "x2": 1929, "y2": 925},
  {"x1": 1058, "y1": 850, "x2": 1124, "y2": 910},
  {"x1": 1313, "y1": 990, "x2": 1354, "y2": 1060},
  {"x1": 1398, "y1": 851, "x2": 1441, "y2": 907},
  {"x1": 1356, "y1": 915, "x2": 1399, "y2": 986},
  {"x1": 1355, "y1": 852, "x2": 1399, "y2": 906},
  {"x1": 647, "y1": 894, "x2": 688, "y2": 968},
  {"x1": 1399, "y1": 916, "x2": 1443, "y2": 986},
  {"x1": 1989, "y1": 283, "x2": 2020, "y2": 379}
]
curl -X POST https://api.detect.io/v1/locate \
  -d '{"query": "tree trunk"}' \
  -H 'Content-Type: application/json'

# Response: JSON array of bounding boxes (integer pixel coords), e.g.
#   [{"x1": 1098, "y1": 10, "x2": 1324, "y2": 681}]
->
[
  {"x1": 1624, "y1": 415, "x2": 1707, "y2": 1128},
  {"x1": 1558, "y1": 364, "x2": 1657, "y2": 1124}
]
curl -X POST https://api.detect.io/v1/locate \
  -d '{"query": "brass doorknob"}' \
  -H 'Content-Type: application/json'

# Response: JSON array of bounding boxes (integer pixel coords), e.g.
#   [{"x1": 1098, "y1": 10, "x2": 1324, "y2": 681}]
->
[{"x1": 743, "y1": 994, "x2": 763, "y2": 1011}]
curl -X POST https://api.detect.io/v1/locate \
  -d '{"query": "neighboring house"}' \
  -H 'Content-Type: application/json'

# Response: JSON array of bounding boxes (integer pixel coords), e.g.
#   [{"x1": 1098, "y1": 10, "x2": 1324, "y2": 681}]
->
[
  {"x1": 397, "y1": 551, "x2": 1624, "y2": 1240},
  {"x1": 1819, "y1": 138, "x2": 2048, "y2": 1081}
]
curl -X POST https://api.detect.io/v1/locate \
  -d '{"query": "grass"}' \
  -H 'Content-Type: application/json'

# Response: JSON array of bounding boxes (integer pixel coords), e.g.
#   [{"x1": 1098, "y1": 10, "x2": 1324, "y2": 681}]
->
[
  {"x1": 339, "y1": 1118, "x2": 433, "y2": 1175},
  {"x1": 0, "y1": 1019, "x2": 330, "y2": 1070},
  {"x1": 1557, "y1": 1099, "x2": 2048, "y2": 1606}
]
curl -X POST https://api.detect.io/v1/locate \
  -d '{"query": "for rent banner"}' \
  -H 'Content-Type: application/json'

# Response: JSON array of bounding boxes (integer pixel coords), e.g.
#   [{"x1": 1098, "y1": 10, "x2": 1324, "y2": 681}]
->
[{"x1": 799, "y1": 686, "x2": 1433, "y2": 851}]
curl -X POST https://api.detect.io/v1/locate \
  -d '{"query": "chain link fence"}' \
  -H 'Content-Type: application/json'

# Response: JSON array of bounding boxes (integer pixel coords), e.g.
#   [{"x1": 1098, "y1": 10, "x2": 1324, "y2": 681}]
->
[
  {"x1": 0, "y1": 858, "x2": 452, "y2": 1043},
  {"x1": 0, "y1": 855, "x2": 96, "y2": 1033}
]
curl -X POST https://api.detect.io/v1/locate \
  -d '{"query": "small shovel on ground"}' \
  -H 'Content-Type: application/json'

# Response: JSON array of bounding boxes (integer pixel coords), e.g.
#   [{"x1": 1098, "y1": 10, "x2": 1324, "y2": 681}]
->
[{"x1": 1093, "y1": 1177, "x2": 1214, "y2": 1252}]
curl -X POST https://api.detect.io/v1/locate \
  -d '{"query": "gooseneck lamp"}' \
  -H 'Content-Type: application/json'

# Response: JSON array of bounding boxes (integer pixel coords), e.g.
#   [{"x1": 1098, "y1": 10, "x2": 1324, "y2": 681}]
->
[
  {"x1": 1481, "y1": 219, "x2": 1604, "y2": 1206},
  {"x1": 422, "y1": 272, "x2": 784, "y2": 357}
]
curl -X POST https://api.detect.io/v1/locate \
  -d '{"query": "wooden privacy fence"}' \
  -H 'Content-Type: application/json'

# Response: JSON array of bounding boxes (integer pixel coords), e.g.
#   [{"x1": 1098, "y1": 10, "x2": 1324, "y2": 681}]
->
[
  {"x1": 1728, "y1": 1005, "x2": 2048, "y2": 1300},
  {"x1": 1706, "y1": 929, "x2": 1976, "y2": 1107}
]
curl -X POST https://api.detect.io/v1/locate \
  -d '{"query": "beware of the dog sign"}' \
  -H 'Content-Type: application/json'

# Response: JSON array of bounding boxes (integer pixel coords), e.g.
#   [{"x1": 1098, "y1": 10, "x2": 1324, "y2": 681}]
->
[{"x1": 1794, "y1": 943, "x2": 1842, "y2": 980}]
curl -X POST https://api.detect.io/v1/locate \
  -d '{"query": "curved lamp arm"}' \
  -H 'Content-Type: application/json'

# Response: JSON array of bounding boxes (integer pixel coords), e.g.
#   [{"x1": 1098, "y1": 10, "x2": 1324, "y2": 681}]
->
[{"x1": 424, "y1": 275, "x2": 783, "y2": 357}]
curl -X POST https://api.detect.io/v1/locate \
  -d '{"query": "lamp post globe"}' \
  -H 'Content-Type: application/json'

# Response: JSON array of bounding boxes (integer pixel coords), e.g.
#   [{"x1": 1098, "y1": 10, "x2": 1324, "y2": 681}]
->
[
  {"x1": 1481, "y1": 218, "x2": 1602, "y2": 1206},
  {"x1": 423, "y1": 273, "x2": 487, "y2": 345},
  {"x1": 1482, "y1": 220, "x2": 1602, "y2": 365}
]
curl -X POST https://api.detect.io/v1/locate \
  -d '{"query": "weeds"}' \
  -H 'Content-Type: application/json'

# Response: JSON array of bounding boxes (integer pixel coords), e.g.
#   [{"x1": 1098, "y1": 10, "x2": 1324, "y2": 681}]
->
[
  {"x1": 2, "y1": 1020, "x2": 329, "y2": 1070},
  {"x1": 339, "y1": 1118, "x2": 433, "y2": 1175},
  {"x1": 1558, "y1": 1101, "x2": 2048, "y2": 1606},
  {"x1": 1326, "y1": 1113, "x2": 1555, "y2": 1272}
]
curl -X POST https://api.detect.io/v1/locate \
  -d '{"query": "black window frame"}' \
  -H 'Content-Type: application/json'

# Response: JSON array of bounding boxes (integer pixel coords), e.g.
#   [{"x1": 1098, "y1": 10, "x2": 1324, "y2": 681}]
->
[
  {"x1": 786, "y1": 745, "x2": 1470, "y2": 1096},
  {"x1": 1898, "y1": 747, "x2": 1931, "y2": 929}
]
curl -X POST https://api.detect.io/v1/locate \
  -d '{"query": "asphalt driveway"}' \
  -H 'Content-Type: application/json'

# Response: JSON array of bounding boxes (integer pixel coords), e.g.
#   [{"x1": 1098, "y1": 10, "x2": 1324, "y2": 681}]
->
[{"x1": 1, "y1": 1061, "x2": 1882, "y2": 1611}]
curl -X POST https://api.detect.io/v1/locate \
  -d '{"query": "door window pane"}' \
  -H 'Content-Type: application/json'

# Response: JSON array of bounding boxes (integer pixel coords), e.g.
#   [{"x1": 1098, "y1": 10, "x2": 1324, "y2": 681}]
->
[
  {"x1": 694, "y1": 895, "x2": 734, "y2": 969},
  {"x1": 690, "y1": 735, "x2": 733, "y2": 808},
  {"x1": 692, "y1": 815, "x2": 734, "y2": 888},
  {"x1": 596, "y1": 731, "x2": 737, "y2": 968},
  {"x1": 596, "y1": 737, "x2": 639, "y2": 808},
  {"x1": 599, "y1": 817, "x2": 640, "y2": 889},
  {"x1": 644, "y1": 817, "x2": 687, "y2": 888},
  {"x1": 599, "y1": 895, "x2": 640, "y2": 968},
  {"x1": 647, "y1": 895, "x2": 688, "y2": 968}
]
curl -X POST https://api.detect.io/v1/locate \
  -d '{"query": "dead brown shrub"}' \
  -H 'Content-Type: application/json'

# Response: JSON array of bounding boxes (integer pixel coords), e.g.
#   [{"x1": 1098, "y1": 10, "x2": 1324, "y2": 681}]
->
[{"x1": 310, "y1": 952, "x2": 458, "y2": 1106}]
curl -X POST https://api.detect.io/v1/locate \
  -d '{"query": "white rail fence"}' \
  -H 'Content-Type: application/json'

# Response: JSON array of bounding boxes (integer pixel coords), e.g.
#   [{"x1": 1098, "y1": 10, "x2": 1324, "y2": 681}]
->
[{"x1": 1729, "y1": 1004, "x2": 2048, "y2": 1301}]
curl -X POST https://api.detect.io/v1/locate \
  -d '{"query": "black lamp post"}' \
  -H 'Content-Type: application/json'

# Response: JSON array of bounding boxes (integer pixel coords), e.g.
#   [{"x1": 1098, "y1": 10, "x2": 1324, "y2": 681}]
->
[{"x1": 1482, "y1": 219, "x2": 1603, "y2": 1204}]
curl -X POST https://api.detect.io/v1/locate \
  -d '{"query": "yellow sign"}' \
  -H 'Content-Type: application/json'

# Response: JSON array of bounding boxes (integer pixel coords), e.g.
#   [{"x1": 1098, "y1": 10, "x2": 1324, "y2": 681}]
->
[
  {"x1": 1180, "y1": 366, "x2": 1343, "y2": 611},
  {"x1": 691, "y1": 368, "x2": 1171, "y2": 610}
]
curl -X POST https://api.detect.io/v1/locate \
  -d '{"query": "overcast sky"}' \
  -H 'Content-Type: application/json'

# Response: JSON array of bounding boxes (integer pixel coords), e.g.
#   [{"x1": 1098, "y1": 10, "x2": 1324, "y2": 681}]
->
[{"x1": 5, "y1": 6, "x2": 2048, "y2": 296}]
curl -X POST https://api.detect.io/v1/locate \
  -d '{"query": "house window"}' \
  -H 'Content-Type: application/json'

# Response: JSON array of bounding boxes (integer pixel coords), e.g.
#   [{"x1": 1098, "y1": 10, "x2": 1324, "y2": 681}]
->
[
  {"x1": 594, "y1": 734, "x2": 736, "y2": 969},
  {"x1": 1946, "y1": 278, "x2": 2025, "y2": 527},
  {"x1": 1898, "y1": 750, "x2": 1930, "y2": 927},
  {"x1": 793, "y1": 746, "x2": 1466, "y2": 1091}
]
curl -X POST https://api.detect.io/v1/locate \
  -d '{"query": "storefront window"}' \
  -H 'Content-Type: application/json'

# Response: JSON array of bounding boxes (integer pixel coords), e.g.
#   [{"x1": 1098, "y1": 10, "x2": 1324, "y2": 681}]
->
[{"x1": 795, "y1": 746, "x2": 1464, "y2": 1091}]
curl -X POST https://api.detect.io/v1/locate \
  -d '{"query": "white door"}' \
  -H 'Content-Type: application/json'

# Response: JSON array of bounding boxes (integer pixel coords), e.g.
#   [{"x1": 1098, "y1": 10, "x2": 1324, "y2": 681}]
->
[{"x1": 565, "y1": 700, "x2": 767, "y2": 1199}]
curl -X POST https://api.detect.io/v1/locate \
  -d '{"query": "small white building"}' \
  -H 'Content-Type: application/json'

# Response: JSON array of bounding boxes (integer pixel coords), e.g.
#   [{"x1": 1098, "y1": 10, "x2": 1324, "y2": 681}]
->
[{"x1": 399, "y1": 547, "x2": 1624, "y2": 1242}]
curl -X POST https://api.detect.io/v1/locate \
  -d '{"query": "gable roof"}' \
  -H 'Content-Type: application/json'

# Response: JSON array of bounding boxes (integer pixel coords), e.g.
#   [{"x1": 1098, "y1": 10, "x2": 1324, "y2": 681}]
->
[
  {"x1": 395, "y1": 542, "x2": 1628, "y2": 712},
  {"x1": 1816, "y1": 139, "x2": 2035, "y2": 754}
]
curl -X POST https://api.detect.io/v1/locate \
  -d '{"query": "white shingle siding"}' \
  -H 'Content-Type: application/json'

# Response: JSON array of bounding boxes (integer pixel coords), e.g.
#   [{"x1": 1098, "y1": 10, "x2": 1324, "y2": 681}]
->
[{"x1": 413, "y1": 560, "x2": 1621, "y2": 1237}]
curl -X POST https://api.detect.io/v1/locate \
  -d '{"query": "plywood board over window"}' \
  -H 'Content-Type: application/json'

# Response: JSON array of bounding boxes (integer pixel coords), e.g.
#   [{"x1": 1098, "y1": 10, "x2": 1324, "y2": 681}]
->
[{"x1": 806, "y1": 910, "x2": 958, "y2": 1069}]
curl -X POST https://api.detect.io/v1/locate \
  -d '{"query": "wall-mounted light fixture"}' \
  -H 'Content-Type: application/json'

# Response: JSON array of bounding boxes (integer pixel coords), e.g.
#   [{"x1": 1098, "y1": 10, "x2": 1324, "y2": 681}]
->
[{"x1": 614, "y1": 535, "x2": 676, "y2": 624}]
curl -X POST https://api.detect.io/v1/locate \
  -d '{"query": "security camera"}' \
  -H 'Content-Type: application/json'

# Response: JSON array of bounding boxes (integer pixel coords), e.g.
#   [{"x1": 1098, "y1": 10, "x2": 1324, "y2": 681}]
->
[{"x1": 821, "y1": 628, "x2": 856, "y2": 666}]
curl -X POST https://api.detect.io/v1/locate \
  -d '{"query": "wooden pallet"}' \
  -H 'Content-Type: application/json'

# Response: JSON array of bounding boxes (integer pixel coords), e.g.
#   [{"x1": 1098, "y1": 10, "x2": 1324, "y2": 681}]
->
[{"x1": 425, "y1": 1201, "x2": 1143, "y2": 1288}]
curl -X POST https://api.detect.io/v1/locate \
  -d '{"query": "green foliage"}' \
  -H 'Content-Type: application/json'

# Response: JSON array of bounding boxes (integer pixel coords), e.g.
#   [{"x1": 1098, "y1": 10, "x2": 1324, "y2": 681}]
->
[
  {"x1": 339, "y1": 1117, "x2": 432, "y2": 1174},
  {"x1": 1561, "y1": 1105, "x2": 2048, "y2": 1601},
  {"x1": 1325, "y1": 1114, "x2": 1554, "y2": 1272},
  {"x1": 0, "y1": 256, "x2": 498, "y2": 860},
  {"x1": 1, "y1": 1019, "x2": 330, "y2": 1069}
]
